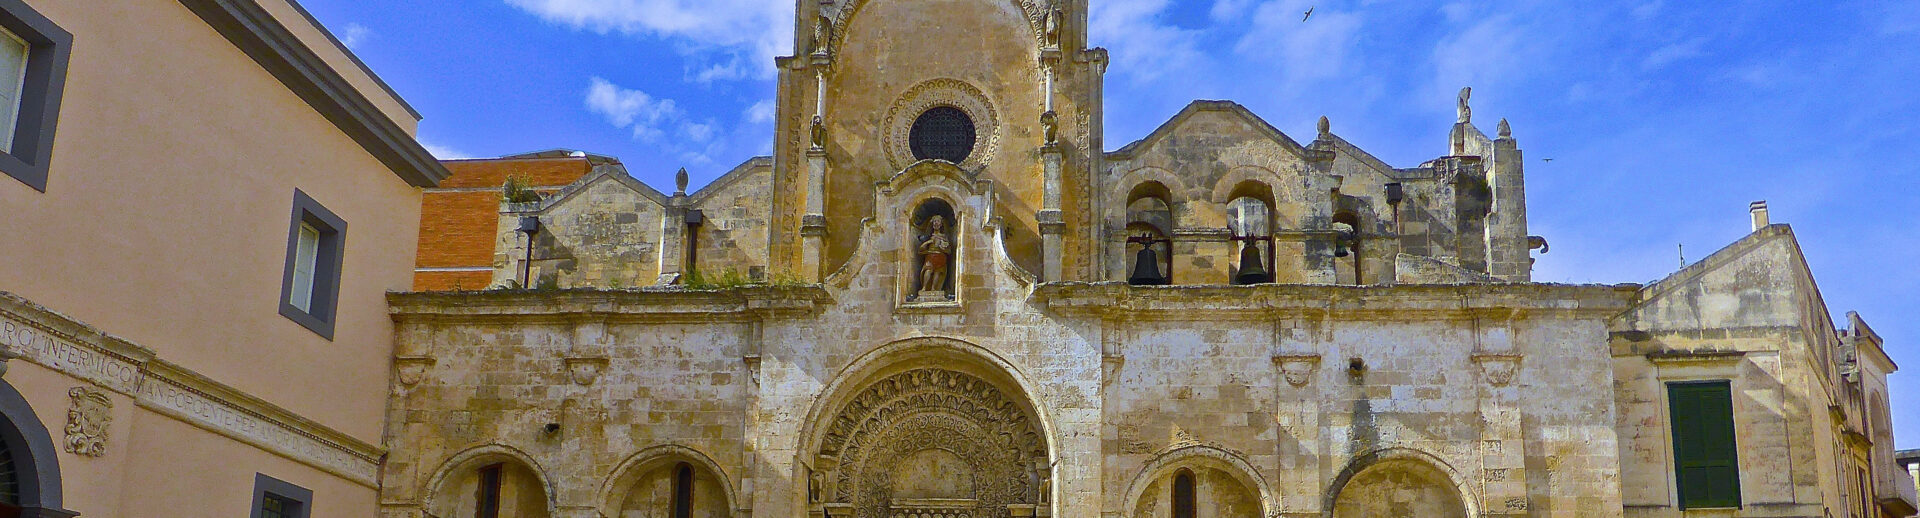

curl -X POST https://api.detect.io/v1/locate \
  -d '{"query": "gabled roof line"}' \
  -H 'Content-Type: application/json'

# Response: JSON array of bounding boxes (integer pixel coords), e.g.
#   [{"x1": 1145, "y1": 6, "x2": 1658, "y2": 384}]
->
[
  {"x1": 1105, "y1": 101, "x2": 1309, "y2": 160},
  {"x1": 536, "y1": 164, "x2": 669, "y2": 211},
  {"x1": 690, "y1": 156, "x2": 774, "y2": 204}
]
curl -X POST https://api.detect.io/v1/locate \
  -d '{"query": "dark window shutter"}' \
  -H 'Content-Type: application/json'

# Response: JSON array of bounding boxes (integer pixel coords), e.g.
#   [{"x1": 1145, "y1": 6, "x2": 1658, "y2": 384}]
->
[{"x1": 1669, "y1": 382, "x2": 1741, "y2": 509}]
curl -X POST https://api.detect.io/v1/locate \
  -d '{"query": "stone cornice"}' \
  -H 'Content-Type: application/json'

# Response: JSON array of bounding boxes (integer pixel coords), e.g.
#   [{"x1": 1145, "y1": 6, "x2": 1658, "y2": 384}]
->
[
  {"x1": 0, "y1": 291, "x2": 385, "y2": 487},
  {"x1": 387, "y1": 286, "x2": 836, "y2": 323},
  {"x1": 177, "y1": 0, "x2": 449, "y2": 187},
  {"x1": 1031, "y1": 282, "x2": 1639, "y2": 320}
]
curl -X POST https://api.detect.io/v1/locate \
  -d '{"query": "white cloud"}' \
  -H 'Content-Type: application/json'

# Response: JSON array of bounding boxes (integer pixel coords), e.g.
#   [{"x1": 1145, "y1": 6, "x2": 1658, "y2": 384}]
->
[
  {"x1": 1089, "y1": 0, "x2": 1207, "y2": 83},
  {"x1": 505, "y1": 0, "x2": 793, "y2": 79},
  {"x1": 744, "y1": 99, "x2": 776, "y2": 124},
  {"x1": 1428, "y1": 12, "x2": 1532, "y2": 110},
  {"x1": 341, "y1": 23, "x2": 372, "y2": 49},
  {"x1": 1641, "y1": 37, "x2": 1708, "y2": 71},
  {"x1": 419, "y1": 138, "x2": 472, "y2": 160},
  {"x1": 585, "y1": 77, "x2": 681, "y2": 141},
  {"x1": 1630, "y1": 0, "x2": 1663, "y2": 21},
  {"x1": 1234, "y1": 0, "x2": 1365, "y2": 84}
]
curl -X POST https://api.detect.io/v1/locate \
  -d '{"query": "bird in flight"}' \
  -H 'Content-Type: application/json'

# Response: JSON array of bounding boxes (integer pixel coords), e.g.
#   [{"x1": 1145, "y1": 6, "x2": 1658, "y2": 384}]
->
[
  {"x1": 1303, "y1": 7, "x2": 1314, "y2": 21},
  {"x1": 1543, "y1": 158, "x2": 1555, "y2": 163}
]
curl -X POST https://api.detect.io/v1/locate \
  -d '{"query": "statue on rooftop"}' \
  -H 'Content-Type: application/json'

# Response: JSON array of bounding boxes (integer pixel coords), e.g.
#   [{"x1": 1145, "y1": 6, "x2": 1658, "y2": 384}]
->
[{"x1": 1457, "y1": 87, "x2": 1472, "y2": 124}]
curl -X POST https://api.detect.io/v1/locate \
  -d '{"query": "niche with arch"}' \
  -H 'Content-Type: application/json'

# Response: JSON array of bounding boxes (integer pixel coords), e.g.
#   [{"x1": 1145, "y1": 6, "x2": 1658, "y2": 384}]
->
[
  {"x1": 1329, "y1": 458, "x2": 1468, "y2": 518},
  {"x1": 613, "y1": 461, "x2": 731, "y2": 518},
  {"x1": 907, "y1": 198, "x2": 959, "y2": 302},
  {"x1": 1124, "y1": 182, "x2": 1174, "y2": 285},
  {"x1": 430, "y1": 460, "x2": 551, "y2": 518},
  {"x1": 1225, "y1": 187, "x2": 1275, "y2": 285},
  {"x1": 1331, "y1": 211, "x2": 1363, "y2": 285},
  {"x1": 1129, "y1": 466, "x2": 1261, "y2": 518}
]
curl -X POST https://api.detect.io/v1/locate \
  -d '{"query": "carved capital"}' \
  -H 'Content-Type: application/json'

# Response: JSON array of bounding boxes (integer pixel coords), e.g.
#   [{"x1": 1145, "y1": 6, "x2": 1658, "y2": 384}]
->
[
  {"x1": 1273, "y1": 354, "x2": 1321, "y2": 387},
  {"x1": 64, "y1": 386, "x2": 111, "y2": 457},
  {"x1": 1471, "y1": 354, "x2": 1523, "y2": 387},
  {"x1": 564, "y1": 356, "x2": 610, "y2": 386},
  {"x1": 394, "y1": 356, "x2": 437, "y2": 387}
]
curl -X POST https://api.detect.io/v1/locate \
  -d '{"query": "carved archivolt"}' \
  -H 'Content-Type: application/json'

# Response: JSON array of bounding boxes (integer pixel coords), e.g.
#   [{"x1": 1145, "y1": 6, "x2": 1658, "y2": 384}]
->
[
  {"x1": 883, "y1": 79, "x2": 1001, "y2": 173},
  {"x1": 819, "y1": 367, "x2": 1045, "y2": 518}
]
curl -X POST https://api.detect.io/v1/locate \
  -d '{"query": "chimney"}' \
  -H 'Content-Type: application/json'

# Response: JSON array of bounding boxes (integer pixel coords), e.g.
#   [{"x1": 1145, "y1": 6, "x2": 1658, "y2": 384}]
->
[{"x1": 1749, "y1": 201, "x2": 1769, "y2": 231}]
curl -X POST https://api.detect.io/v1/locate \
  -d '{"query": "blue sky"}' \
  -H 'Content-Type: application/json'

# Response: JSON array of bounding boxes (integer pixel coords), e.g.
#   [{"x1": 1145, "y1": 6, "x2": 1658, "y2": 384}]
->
[{"x1": 301, "y1": 0, "x2": 1920, "y2": 447}]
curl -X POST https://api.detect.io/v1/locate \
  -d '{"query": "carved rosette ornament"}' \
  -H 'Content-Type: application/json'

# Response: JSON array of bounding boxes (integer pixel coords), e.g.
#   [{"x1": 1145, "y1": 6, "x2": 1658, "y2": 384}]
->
[
  {"x1": 883, "y1": 79, "x2": 1000, "y2": 171},
  {"x1": 1471, "y1": 354, "x2": 1522, "y2": 387},
  {"x1": 818, "y1": 368, "x2": 1046, "y2": 518},
  {"x1": 64, "y1": 386, "x2": 111, "y2": 457}
]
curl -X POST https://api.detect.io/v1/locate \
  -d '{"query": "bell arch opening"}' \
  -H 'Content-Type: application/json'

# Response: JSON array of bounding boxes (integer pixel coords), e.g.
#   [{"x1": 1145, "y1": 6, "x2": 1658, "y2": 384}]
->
[{"x1": 802, "y1": 338, "x2": 1055, "y2": 518}]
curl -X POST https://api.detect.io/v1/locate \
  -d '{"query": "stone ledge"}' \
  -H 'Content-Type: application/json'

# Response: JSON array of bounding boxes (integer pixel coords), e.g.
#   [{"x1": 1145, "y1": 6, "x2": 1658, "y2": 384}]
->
[{"x1": 1032, "y1": 281, "x2": 1638, "y2": 319}]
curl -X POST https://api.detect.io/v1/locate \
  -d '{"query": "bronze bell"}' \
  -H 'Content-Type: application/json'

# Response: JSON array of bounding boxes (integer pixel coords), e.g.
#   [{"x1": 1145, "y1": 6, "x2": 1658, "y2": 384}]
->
[
  {"x1": 1234, "y1": 242, "x2": 1272, "y2": 285},
  {"x1": 1129, "y1": 246, "x2": 1167, "y2": 285}
]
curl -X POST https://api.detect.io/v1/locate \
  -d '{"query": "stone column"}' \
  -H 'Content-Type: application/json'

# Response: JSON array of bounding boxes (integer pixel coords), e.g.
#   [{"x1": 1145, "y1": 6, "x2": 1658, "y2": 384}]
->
[
  {"x1": 1039, "y1": 142, "x2": 1064, "y2": 282},
  {"x1": 1472, "y1": 353, "x2": 1528, "y2": 517},
  {"x1": 659, "y1": 193, "x2": 690, "y2": 284},
  {"x1": 802, "y1": 146, "x2": 828, "y2": 282},
  {"x1": 1273, "y1": 320, "x2": 1323, "y2": 518}
]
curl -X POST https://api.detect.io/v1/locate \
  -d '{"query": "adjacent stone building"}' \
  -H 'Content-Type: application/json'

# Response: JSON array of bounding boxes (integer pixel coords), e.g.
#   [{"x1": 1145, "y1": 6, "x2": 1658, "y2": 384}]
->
[
  {"x1": 0, "y1": 0, "x2": 447, "y2": 516},
  {"x1": 378, "y1": 0, "x2": 1915, "y2": 517}
]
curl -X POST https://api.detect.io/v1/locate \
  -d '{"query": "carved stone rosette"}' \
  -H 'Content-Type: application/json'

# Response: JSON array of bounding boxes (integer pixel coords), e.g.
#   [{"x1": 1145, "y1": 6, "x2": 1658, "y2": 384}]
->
[
  {"x1": 818, "y1": 367, "x2": 1046, "y2": 518},
  {"x1": 883, "y1": 79, "x2": 1000, "y2": 172},
  {"x1": 64, "y1": 386, "x2": 112, "y2": 457}
]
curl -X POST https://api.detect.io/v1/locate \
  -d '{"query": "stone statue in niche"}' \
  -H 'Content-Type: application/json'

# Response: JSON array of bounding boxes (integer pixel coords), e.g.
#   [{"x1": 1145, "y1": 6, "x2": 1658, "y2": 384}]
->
[
  {"x1": 811, "y1": 115, "x2": 826, "y2": 149},
  {"x1": 911, "y1": 215, "x2": 954, "y2": 302},
  {"x1": 813, "y1": 14, "x2": 833, "y2": 56},
  {"x1": 65, "y1": 386, "x2": 112, "y2": 457},
  {"x1": 1043, "y1": 8, "x2": 1062, "y2": 48},
  {"x1": 1040, "y1": 110, "x2": 1058, "y2": 146}
]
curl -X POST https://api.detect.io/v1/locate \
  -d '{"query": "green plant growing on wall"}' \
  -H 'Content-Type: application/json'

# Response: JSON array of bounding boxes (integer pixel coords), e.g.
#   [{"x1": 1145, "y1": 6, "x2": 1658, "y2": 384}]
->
[{"x1": 502, "y1": 175, "x2": 542, "y2": 204}]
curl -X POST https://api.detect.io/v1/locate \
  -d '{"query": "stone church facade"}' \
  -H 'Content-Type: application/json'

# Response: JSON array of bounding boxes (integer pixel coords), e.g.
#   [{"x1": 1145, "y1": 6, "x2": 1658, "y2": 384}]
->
[{"x1": 377, "y1": 0, "x2": 1916, "y2": 517}]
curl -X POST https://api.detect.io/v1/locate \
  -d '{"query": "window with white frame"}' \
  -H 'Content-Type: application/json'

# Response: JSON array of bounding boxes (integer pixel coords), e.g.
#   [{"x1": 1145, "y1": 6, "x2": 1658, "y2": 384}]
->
[
  {"x1": 279, "y1": 190, "x2": 347, "y2": 339},
  {"x1": 0, "y1": 0, "x2": 72, "y2": 191}
]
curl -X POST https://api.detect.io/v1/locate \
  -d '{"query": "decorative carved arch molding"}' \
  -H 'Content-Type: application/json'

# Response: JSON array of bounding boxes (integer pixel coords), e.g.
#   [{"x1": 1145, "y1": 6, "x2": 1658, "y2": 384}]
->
[
  {"x1": 882, "y1": 79, "x2": 1003, "y2": 173},
  {"x1": 801, "y1": 337, "x2": 1056, "y2": 518},
  {"x1": 597, "y1": 444, "x2": 741, "y2": 518},
  {"x1": 824, "y1": 0, "x2": 1048, "y2": 55},
  {"x1": 1121, "y1": 444, "x2": 1277, "y2": 518},
  {"x1": 418, "y1": 443, "x2": 559, "y2": 518},
  {"x1": 0, "y1": 380, "x2": 71, "y2": 516},
  {"x1": 1323, "y1": 448, "x2": 1479, "y2": 518}
]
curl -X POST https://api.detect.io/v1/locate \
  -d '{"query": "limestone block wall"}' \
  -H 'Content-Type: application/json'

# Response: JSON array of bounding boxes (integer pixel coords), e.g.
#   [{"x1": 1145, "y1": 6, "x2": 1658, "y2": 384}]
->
[{"x1": 688, "y1": 158, "x2": 774, "y2": 280}]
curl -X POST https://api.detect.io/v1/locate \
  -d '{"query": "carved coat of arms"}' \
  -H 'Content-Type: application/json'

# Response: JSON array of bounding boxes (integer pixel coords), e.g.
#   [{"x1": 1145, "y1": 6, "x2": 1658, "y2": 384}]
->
[{"x1": 65, "y1": 386, "x2": 112, "y2": 457}]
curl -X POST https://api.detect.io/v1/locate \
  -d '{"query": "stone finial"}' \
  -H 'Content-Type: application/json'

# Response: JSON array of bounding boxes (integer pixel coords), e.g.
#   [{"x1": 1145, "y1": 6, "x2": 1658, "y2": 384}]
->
[
  {"x1": 1317, "y1": 116, "x2": 1331, "y2": 137},
  {"x1": 1497, "y1": 118, "x2": 1511, "y2": 139},
  {"x1": 1457, "y1": 86, "x2": 1472, "y2": 123},
  {"x1": 674, "y1": 168, "x2": 689, "y2": 195}
]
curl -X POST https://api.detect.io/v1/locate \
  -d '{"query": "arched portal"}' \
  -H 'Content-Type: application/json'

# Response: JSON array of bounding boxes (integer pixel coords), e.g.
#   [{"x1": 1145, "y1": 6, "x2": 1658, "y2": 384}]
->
[
  {"x1": 0, "y1": 380, "x2": 67, "y2": 516},
  {"x1": 804, "y1": 338, "x2": 1054, "y2": 518},
  {"x1": 1326, "y1": 450, "x2": 1472, "y2": 518}
]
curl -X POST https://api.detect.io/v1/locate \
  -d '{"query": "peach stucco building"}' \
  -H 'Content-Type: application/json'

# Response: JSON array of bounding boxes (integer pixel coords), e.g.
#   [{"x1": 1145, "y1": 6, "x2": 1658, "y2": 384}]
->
[{"x1": 0, "y1": 0, "x2": 445, "y2": 516}]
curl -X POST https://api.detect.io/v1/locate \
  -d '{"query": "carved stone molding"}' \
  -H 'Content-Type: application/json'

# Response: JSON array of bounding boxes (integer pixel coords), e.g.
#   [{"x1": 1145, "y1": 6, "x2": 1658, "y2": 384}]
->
[
  {"x1": 564, "y1": 356, "x2": 609, "y2": 386},
  {"x1": 825, "y1": 0, "x2": 1045, "y2": 54},
  {"x1": 883, "y1": 79, "x2": 1001, "y2": 172},
  {"x1": 818, "y1": 367, "x2": 1045, "y2": 518},
  {"x1": 1471, "y1": 354, "x2": 1523, "y2": 387},
  {"x1": 1273, "y1": 354, "x2": 1321, "y2": 387},
  {"x1": 395, "y1": 355, "x2": 437, "y2": 387},
  {"x1": 64, "y1": 386, "x2": 111, "y2": 457}
]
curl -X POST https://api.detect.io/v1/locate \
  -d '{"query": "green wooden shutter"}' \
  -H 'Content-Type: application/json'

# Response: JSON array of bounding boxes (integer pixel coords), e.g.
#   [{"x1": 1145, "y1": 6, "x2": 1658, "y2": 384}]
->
[{"x1": 1669, "y1": 381, "x2": 1742, "y2": 508}]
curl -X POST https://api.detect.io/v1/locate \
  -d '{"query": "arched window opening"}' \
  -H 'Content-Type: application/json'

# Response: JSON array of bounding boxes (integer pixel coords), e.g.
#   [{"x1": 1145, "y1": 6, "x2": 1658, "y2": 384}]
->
[
  {"x1": 1126, "y1": 182, "x2": 1173, "y2": 285},
  {"x1": 1228, "y1": 196, "x2": 1274, "y2": 285},
  {"x1": 0, "y1": 431, "x2": 18, "y2": 514},
  {"x1": 1332, "y1": 211, "x2": 1362, "y2": 285},
  {"x1": 1172, "y1": 469, "x2": 1196, "y2": 518},
  {"x1": 672, "y1": 463, "x2": 695, "y2": 518},
  {"x1": 476, "y1": 463, "x2": 504, "y2": 518}
]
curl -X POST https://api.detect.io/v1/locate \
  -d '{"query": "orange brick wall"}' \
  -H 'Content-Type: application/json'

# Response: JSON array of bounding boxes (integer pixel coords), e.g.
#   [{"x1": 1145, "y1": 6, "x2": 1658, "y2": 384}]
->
[{"x1": 412, "y1": 158, "x2": 591, "y2": 291}]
